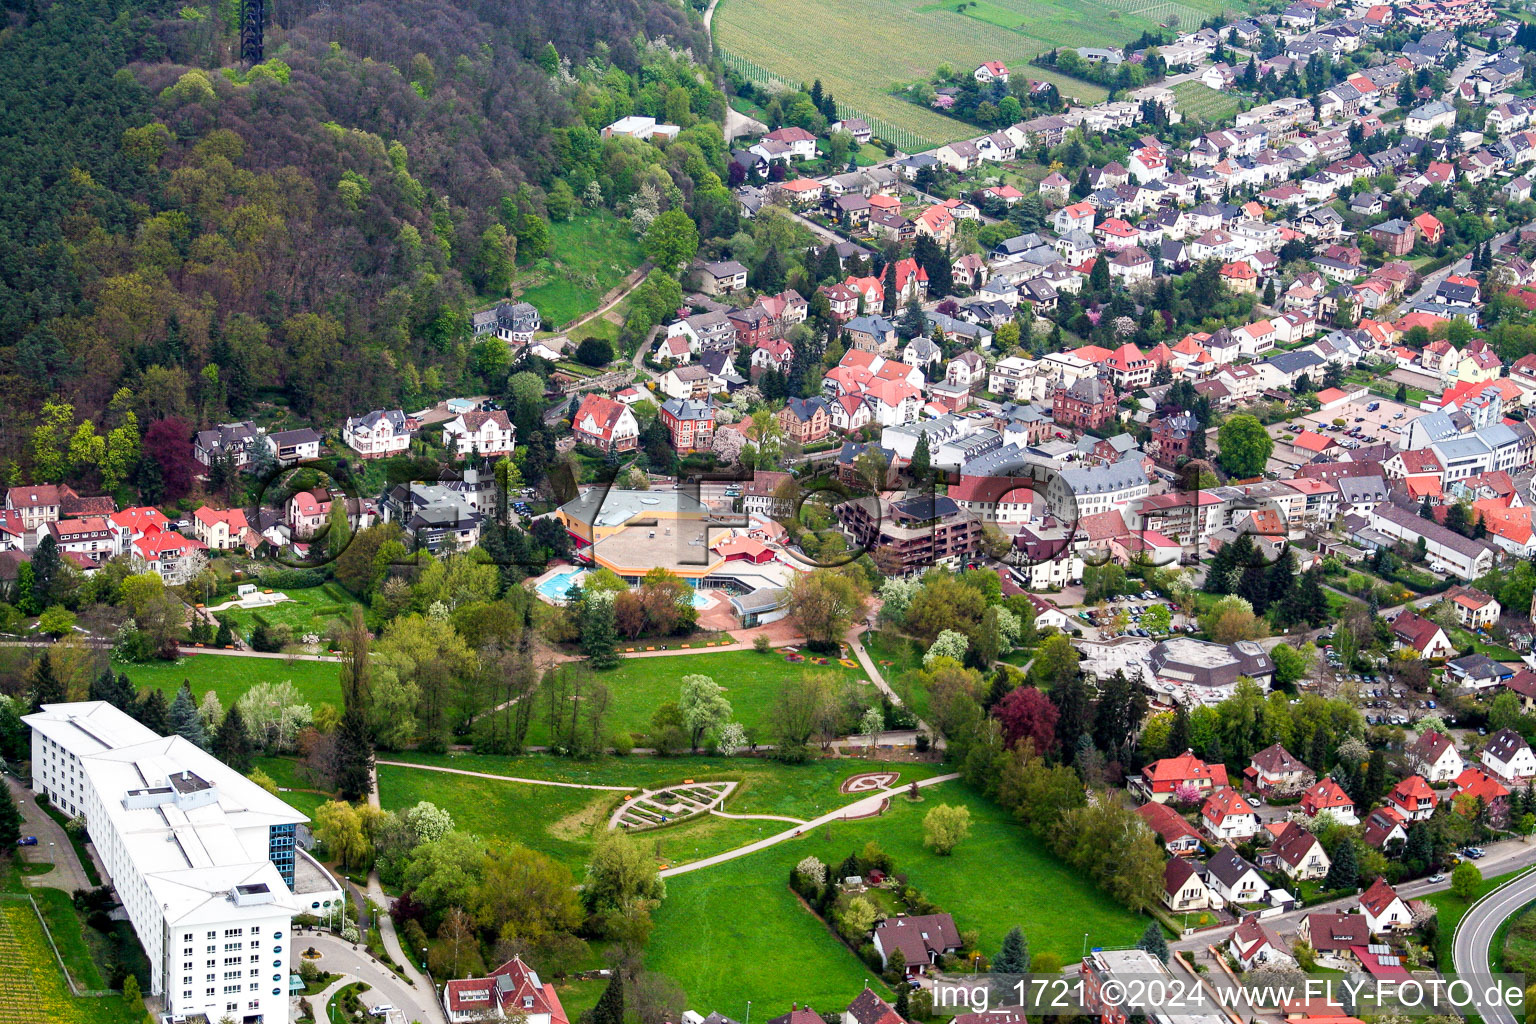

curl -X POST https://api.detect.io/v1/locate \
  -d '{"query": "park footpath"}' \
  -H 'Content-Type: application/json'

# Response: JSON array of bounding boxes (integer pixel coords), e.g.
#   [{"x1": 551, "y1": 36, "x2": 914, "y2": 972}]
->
[
  {"x1": 362, "y1": 765, "x2": 445, "y2": 1023},
  {"x1": 658, "y1": 772, "x2": 959, "y2": 878}
]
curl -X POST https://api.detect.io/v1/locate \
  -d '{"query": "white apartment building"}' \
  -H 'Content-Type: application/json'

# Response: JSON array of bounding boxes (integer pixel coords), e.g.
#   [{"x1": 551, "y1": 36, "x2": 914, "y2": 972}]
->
[{"x1": 25, "y1": 702, "x2": 343, "y2": 1024}]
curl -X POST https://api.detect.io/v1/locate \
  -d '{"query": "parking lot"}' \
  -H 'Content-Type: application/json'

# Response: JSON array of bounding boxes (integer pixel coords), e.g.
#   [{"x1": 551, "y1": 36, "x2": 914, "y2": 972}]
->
[
  {"x1": 1074, "y1": 590, "x2": 1197, "y2": 641},
  {"x1": 1296, "y1": 394, "x2": 1423, "y2": 449},
  {"x1": 1317, "y1": 632, "x2": 1439, "y2": 727}
]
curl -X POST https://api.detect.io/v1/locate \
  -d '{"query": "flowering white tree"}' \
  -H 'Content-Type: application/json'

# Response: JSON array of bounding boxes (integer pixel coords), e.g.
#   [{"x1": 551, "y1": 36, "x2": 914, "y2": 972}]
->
[
  {"x1": 715, "y1": 722, "x2": 747, "y2": 756},
  {"x1": 796, "y1": 855, "x2": 828, "y2": 888},
  {"x1": 712, "y1": 426, "x2": 746, "y2": 465},
  {"x1": 924, "y1": 629, "x2": 969, "y2": 668},
  {"x1": 403, "y1": 801, "x2": 454, "y2": 844},
  {"x1": 860, "y1": 706, "x2": 884, "y2": 750},
  {"x1": 236, "y1": 681, "x2": 313, "y2": 752}
]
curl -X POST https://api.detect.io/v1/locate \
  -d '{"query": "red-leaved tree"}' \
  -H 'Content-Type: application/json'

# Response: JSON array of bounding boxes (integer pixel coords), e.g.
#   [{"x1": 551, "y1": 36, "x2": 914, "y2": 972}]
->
[
  {"x1": 142, "y1": 418, "x2": 199, "y2": 501},
  {"x1": 993, "y1": 686, "x2": 1059, "y2": 755}
]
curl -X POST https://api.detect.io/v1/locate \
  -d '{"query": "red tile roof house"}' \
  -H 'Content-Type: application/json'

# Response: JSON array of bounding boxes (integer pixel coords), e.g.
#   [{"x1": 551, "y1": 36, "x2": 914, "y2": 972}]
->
[
  {"x1": 1361, "y1": 805, "x2": 1408, "y2": 852},
  {"x1": 1245, "y1": 742, "x2": 1316, "y2": 795},
  {"x1": 1298, "y1": 912, "x2": 1370, "y2": 964},
  {"x1": 1260, "y1": 821, "x2": 1331, "y2": 881},
  {"x1": 1299, "y1": 776, "x2": 1358, "y2": 825},
  {"x1": 1389, "y1": 610, "x2": 1455, "y2": 660},
  {"x1": 1132, "y1": 750, "x2": 1230, "y2": 804},
  {"x1": 1407, "y1": 729, "x2": 1464, "y2": 783},
  {"x1": 1454, "y1": 765, "x2": 1512, "y2": 827},
  {"x1": 1385, "y1": 774, "x2": 1439, "y2": 821},
  {"x1": 872, "y1": 913, "x2": 962, "y2": 975},
  {"x1": 1229, "y1": 918, "x2": 1294, "y2": 970},
  {"x1": 1203, "y1": 787, "x2": 1261, "y2": 842},
  {"x1": 1358, "y1": 877, "x2": 1412, "y2": 934},
  {"x1": 843, "y1": 987, "x2": 905, "y2": 1024},
  {"x1": 571, "y1": 394, "x2": 640, "y2": 452},
  {"x1": 443, "y1": 956, "x2": 569, "y2": 1024},
  {"x1": 1137, "y1": 800, "x2": 1205, "y2": 856}
]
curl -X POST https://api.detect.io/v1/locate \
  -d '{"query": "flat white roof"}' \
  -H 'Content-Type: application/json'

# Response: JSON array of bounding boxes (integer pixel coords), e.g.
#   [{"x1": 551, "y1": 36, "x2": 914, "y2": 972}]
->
[{"x1": 26, "y1": 703, "x2": 315, "y2": 925}]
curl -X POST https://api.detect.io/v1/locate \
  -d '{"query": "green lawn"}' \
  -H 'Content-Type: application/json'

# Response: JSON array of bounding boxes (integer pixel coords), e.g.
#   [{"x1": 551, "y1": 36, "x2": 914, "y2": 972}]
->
[
  {"x1": 528, "y1": 650, "x2": 875, "y2": 747},
  {"x1": 29, "y1": 888, "x2": 107, "y2": 991},
  {"x1": 1446, "y1": 626, "x2": 1521, "y2": 661},
  {"x1": 377, "y1": 763, "x2": 618, "y2": 873},
  {"x1": 647, "y1": 781, "x2": 1146, "y2": 1015},
  {"x1": 112, "y1": 653, "x2": 343, "y2": 710},
  {"x1": 863, "y1": 632, "x2": 932, "y2": 719},
  {"x1": 1499, "y1": 899, "x2": 1536, "y2": 975},
  {"x1": 254, "y1": 756, "x2": 336, "y2": 821},
  {"x1": 212, "y1": 586, "x2": 355, "y2": 645},
  {"x1": 373, "y1": 751, "x2": 948, "y2": 870},
  {"x1": 512, "y1": 212, "x2": 645, "y2": 330}
]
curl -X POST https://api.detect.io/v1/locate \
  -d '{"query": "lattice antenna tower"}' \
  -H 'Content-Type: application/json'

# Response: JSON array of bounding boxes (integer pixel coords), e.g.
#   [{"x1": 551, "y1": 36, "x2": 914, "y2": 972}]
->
[{"x1": 240, "y1": 0, "x2": 265, "y2": 65}]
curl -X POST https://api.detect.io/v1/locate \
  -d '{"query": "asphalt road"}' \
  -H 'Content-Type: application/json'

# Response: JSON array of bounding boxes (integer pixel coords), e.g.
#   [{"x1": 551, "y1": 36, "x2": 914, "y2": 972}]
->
[
  {"x1": 1403, "y1": 219, "x2": 1533, "y2": 309},
  {"x1": 7, "y1": 776, "x2": 95, "y2": 893},
  {"x1": 1452, "y1": 866, "x2": 1536, "y2": 1024},
  {"x1": 298, "y1": 930, "x2": 440, "y2": 1024}
]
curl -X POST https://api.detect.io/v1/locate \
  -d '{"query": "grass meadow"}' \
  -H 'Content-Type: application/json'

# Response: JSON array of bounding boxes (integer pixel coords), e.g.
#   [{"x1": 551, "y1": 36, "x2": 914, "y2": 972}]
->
[
  {"x1": 374, "y1": 751, "x2": 948, "y2": 871},
  {"x1": 512, "y1": 211, "x2": 645, "y2": 329},
  {"x1": 645, "y1": 781, "x2": 1147, "y2": 1015},
  {"x1": 112, "y1": 653, "x2": 343, "y2": 710}
]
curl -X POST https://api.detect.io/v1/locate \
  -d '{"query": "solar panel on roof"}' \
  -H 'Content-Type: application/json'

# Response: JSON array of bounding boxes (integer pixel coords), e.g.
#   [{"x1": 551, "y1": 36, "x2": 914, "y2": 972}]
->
[
  {"x1": 1377, "y1": 955, "x2": 1400, "y2": 967},
  {"x1": 1367, "y1": 944, "x2": 1390, "y2": 955}
]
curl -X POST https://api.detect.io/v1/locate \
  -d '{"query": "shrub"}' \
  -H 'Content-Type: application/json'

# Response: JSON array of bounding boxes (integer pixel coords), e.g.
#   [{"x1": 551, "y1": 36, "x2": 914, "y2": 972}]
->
[
  {"x1": 753, "y1": 634, "x2": 772, "y2": 653},
  {"x1": 610, "y1": 731, "x2": 634, "y2": 756}
]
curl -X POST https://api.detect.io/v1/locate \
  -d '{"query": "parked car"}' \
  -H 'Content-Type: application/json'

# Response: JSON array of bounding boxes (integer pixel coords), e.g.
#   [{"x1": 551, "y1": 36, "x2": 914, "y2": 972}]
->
[{"x1": 15, "y1": 836, "x2": 35, "y2": 847}]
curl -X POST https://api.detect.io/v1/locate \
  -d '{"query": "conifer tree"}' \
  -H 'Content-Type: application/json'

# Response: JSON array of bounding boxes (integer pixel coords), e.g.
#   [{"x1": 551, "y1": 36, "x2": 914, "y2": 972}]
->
[
  {"x1": 138, "y1": 689, "x2": 170, "y2": 734},
  {"x1": 994, "y1": 926, "x2": 1030, "y2": 973},
  {"x1": 334, "y1": 705, "x2": 375, "y2": 803},
  {"x1": 28, "y1": 653, "x2": 64, "y2": 714},
  {"x1": 214, "y1": 704, "x2": 254, "y2": 773},
  {"x1": 0, "y1": 781, "x2": 22, "y2": 848},
  {"x1": 1137, "y1": 921, "x2": 1169, "y2": 963},
  {"x1": 169, "y1": 681, "x2": 208, "y2": 748}
]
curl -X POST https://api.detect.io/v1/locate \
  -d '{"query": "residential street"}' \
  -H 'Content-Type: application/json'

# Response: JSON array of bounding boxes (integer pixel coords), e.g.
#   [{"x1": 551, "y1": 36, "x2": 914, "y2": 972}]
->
[
  {"x1": 1172, "y1": 835, "x2": 1536, "y2": 954},
  {"x1": 1403, "y1": 219, "x2": 1533, "y2": 309}
]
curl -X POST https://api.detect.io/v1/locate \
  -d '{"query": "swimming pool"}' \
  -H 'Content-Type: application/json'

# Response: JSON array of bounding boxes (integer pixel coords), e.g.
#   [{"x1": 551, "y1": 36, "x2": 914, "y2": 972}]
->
[
  {"x1": 536, "y1": 569, "x2": 587, "y2": 603},
  {"x1": 689, "y1": 588, "x2": 712, "y2": 609}
]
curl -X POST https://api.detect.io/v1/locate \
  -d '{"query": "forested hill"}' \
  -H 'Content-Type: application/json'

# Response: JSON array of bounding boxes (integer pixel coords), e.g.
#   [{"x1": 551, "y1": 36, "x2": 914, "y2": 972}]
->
[{"x1": 0, "y1": 0, "x2": 716, "y2": 473}]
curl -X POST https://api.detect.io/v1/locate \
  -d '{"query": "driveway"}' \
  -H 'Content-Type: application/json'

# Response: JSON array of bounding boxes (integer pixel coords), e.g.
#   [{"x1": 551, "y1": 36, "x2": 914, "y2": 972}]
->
[
  {"x1": 295, "y1": 929, "x2": 440, "y2": 1024},
  {"x1": 7, "y1": 776, "x2": 96, "y2": 893}
]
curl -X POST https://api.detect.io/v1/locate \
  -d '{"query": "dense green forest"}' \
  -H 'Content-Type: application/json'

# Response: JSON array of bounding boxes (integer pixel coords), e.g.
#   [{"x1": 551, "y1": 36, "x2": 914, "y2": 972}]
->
[{"x1": 0, "y1": 0, "x2": 725, "y2": 481}]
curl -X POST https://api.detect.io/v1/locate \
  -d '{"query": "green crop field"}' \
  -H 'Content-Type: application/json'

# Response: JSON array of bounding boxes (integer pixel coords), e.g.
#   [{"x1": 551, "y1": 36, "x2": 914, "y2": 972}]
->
[
  {"x1": 646, "y1": 781, "x2": 1147, "y2": 1015},
  {"x1": 511, "y1": 211, "x2": 645, "y2": 330},
  {"x1": 713, "y1": 0, "x2": 1237, "y2": 146},
  {"x1": 1170, "y1": 80, "x2": 1243, "y2": 123},
  {"x1": 112, "y1": 653, "x2": 343, "y2": 710}
]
